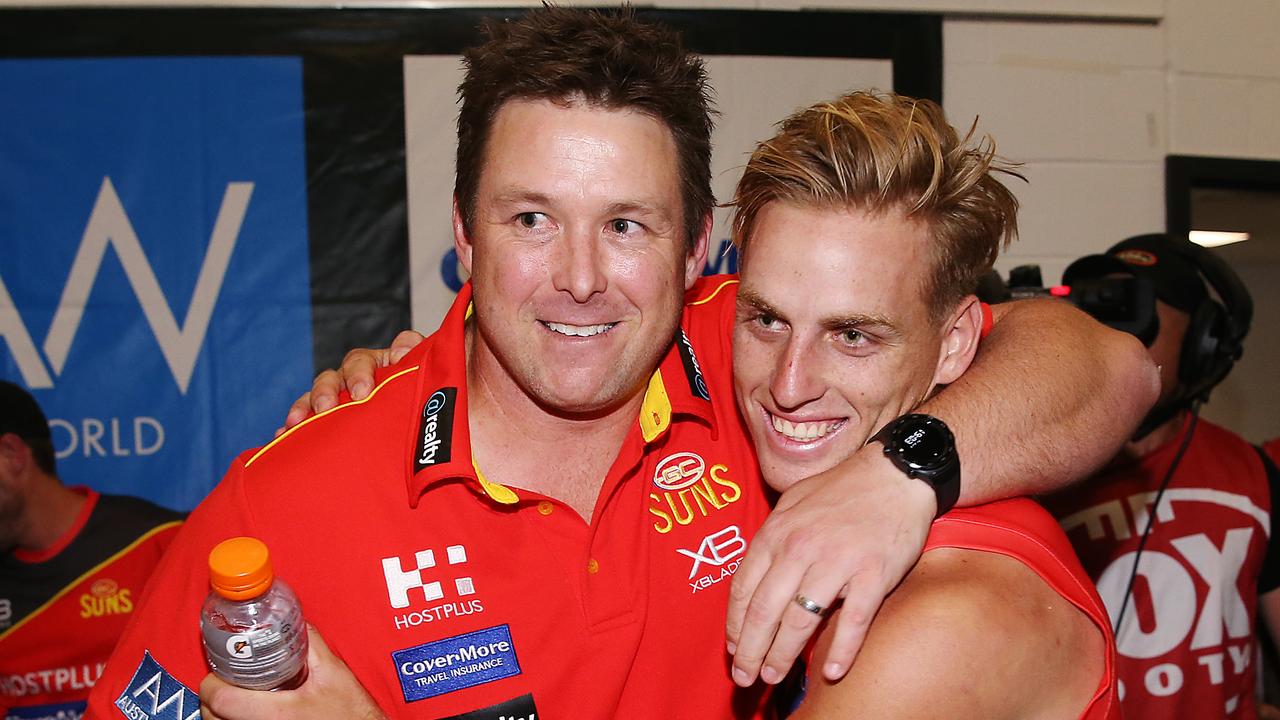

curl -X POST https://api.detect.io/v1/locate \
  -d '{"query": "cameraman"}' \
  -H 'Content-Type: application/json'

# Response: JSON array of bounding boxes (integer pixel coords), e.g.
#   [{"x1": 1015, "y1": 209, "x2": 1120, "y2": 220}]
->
[{"x1": 1047, "y1": 233, "x2": 1280, "y2": 719}]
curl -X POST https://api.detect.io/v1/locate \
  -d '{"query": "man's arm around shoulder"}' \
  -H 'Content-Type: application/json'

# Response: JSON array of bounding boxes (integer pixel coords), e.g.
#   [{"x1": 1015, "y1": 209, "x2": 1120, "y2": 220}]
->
[{"x1": 789, "y1": 547, "x2": 1106, "y2": 720}]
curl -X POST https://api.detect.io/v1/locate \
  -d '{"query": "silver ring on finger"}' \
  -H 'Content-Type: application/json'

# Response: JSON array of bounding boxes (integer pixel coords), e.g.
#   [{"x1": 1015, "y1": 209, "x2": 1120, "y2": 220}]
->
[{"x1": 794, "y1": 593, "x2": 831, "y2": 617}]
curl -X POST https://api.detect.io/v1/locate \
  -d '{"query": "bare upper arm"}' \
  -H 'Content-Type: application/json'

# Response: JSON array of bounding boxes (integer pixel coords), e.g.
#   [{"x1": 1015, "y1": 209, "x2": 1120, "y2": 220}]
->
[{"x1": 787, "y1": 547, "x2": 1105, "y2": 720}]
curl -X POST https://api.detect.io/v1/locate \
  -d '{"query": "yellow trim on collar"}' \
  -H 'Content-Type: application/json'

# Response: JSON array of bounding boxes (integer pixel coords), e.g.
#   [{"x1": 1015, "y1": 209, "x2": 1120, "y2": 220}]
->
[
  {"x1": 639, "y1": 369, "x2": 672, "y2": 443},
  {"x1": 689, "y1": 277, "x2": 739, "y2": 306},
  {"x1": 472, "y1": 459, "x2": 520, "y2": 505}
]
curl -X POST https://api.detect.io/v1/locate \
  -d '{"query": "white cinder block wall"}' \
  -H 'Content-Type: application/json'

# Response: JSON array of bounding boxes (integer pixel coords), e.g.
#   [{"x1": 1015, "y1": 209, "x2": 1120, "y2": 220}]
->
[
  {"x1": 5, "y1": 0, "x2": 1276, "y2": 273},
  {"x1": 942, "y1": 0, "x2": 1280, "y2": 281},
  {"x1": 944, "y1": 17, "x2": 1168, "y2": 282}
]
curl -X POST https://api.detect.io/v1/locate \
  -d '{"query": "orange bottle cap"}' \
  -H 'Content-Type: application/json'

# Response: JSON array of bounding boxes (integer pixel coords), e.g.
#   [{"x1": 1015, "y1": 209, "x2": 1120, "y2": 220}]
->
[{"x1": 209, "y1": 536, "x2": 274, "y2": 600}]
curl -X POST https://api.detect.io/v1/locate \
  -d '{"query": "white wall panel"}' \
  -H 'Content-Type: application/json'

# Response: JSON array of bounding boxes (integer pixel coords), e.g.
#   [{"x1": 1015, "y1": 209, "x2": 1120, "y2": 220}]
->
[
  {"x1": 945, "y1": 17, "x2": 1163, "y2": 69},
  {"x1": 1247, "y1": 79, "x2": 1280, "y2": 160},
  {"x1": 1169, "y1": 74, "x2": 1253, "y2": 158},
  {"x1": 1000, "y1": 161, "x2": 1164, "y2": 272},
  {"x1": 1168, "y1": 0, "x2": 1280, "y2": 80}
]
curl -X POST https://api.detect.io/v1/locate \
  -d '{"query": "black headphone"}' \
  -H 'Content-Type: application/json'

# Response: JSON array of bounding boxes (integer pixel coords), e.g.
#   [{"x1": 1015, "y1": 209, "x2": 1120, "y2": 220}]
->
[{"x1": 1163, "y1": 236, "x2": 1253, "y2": 403}]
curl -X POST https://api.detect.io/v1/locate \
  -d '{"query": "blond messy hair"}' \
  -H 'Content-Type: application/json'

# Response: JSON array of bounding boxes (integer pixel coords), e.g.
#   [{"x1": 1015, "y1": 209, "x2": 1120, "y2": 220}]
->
[{"x1": 730, "y1": 91, "x2": 1023, "y2": 324}]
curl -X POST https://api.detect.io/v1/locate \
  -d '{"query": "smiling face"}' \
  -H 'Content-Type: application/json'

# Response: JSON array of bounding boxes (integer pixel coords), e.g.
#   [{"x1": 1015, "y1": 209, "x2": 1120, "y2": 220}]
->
[
  {"x1": 733, "y1": 202, "x2": 974, "y2": 491},
  {"x1": 457, "y1": 98, "x2": 707, "y2": 417}
]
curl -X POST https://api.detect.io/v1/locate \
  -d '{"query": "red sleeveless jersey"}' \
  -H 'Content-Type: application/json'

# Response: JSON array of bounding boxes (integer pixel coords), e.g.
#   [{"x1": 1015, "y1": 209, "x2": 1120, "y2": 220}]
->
[{"x1": 925, "y1": 498, "x2": 1120, "y2": 719}]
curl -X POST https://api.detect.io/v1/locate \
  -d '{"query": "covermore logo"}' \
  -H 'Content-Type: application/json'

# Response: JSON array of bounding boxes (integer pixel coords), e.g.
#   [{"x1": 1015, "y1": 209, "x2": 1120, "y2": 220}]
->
[{"x1": 0, "y1": 176, "x2": 250, "y2": 395}]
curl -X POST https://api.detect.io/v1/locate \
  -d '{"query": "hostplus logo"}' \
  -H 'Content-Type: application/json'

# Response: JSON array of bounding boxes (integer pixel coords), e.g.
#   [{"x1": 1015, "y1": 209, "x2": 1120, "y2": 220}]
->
[
  {"x1": 382, "y1": 544, "x2": 484, "y2": 630},
  {"x1": 678, "y1": 525, "x2": 747, "y2": 594}
]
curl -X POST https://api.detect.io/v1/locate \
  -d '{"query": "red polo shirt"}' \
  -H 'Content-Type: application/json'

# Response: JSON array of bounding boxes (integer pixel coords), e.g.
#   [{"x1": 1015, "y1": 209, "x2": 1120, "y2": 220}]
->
[{"x1": 87, "y1": 276, "x2": 771, "y2": 720}]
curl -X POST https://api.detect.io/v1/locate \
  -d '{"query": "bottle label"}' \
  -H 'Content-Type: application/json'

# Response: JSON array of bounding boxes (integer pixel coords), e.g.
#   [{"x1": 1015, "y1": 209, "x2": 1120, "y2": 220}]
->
[{"x1": 202, "y1": 601, "x2": 305, "y2": 688}]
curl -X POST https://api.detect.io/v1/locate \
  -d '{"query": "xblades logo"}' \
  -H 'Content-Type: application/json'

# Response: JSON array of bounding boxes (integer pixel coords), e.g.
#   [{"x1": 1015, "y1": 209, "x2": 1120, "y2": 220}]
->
[
  {"x1": 678, "y1": 525, "x2": 747, "y2": 581},
  {"x1": 415, "y1": 388, "x2": 456, "y2": 470},
  {"x1": 0, "y1": 176, "x2": 251, "y2": 394}
]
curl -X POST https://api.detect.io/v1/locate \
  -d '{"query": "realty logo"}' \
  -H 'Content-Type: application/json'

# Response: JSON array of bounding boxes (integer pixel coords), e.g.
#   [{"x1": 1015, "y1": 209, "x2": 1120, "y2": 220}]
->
[
  {"x1": 382, "y1": 544, "x2": 475, "y2": 609},
  {"x1": 0, "y1": 176, "x2": 251, "y2": 394}
]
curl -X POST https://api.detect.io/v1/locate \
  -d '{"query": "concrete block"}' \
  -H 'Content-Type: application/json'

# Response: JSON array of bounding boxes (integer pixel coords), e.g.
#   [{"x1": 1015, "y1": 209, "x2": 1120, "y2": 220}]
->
[
  {"x1": 1168, "y1": 0, "x2": 1280, "y2": 79},
  {"x1": 946, "y1": 63, "x2": 1081, "y2": 161},
  {"x1": 1003, "y1": 160, "x2": 1164, "y2": 268},
  {"x1": 960, "y1": 18, "x2": 1163, "y2": 70},
  {"x1": 1169, "y1": 74, "x2": 1252, "y2": 158},
  {"x1": 1077, "y1": 69, "x2": 1165, "y2": 161},
  {"x1": 1247, "y1": 79, "x2": 1280, "y2": 160}
]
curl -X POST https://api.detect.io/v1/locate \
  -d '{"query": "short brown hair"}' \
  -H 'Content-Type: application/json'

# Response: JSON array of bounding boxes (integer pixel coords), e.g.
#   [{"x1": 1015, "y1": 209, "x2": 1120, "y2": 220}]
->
[
  {"x1": 731, "y1": 91, "x2": 1022, "y2": 323},
  {"x1": 455, "y1": 6, "x2": 715, "y2": 248}
]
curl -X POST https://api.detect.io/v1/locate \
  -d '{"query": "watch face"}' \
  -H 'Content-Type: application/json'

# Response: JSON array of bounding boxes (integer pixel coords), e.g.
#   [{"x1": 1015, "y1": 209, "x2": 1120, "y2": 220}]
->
[{"x1": 896, "y1": 418, "x2": 951, "y2": 469}]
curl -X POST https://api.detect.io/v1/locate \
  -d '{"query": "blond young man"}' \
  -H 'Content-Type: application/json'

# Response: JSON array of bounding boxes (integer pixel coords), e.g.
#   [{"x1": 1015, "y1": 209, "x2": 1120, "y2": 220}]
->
[{"x1": 728, "y1": 92, "x2": 1117, "y2": 718}]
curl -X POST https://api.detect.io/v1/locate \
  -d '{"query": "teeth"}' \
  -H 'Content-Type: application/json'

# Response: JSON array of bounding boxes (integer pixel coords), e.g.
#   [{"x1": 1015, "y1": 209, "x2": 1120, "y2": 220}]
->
[
  {"x1": 771, "y1": 414, "x2": 839, "y2": 442},
  {"x1": 544, "y1": 321, "x2": 615, "y2": 338}
]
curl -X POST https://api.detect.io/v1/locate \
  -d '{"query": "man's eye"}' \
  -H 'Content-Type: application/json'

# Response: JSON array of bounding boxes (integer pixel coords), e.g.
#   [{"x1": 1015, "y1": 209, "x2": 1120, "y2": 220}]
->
[
  {"x1": 517, "y1": 212, "x2": 545, "y2": 229},
  {"x1": 839, "y1": 329, "x2": 865, "y2": 346},
  {"x1": 756, "y1": 314, "x2": 777, "y2": 329},
  {"x1": 609, "y1": 219, "x2": 638, "y2": 234}
]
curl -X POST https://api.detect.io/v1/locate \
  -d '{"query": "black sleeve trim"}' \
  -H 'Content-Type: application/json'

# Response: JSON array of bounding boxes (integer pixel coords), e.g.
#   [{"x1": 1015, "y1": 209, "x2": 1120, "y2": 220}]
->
[{"x1": 1255, "y1": 444, "x2": 1280, "y2": 594}]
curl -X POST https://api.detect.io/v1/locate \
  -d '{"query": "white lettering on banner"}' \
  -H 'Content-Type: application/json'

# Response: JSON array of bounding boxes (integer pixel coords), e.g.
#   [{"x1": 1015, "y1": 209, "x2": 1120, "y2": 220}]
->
[
  {"x1": 48, "y1": 416, "x2": 165, "y2": 458},
  {"x1": 0, "y1": 176, "x2": 251, "y2": 394}
]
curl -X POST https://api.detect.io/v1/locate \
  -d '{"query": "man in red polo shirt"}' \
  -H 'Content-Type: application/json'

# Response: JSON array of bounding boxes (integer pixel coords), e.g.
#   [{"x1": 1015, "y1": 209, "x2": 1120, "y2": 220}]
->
[{"x1": 90, "y1": 8, "x2": 1152, "y2": 720}]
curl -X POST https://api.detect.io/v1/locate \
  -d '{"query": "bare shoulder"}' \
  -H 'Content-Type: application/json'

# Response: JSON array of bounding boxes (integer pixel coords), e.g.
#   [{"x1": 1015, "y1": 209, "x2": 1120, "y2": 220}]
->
[{"x1": 792, "y1": 547, "x2": 1104, "y2": 720}]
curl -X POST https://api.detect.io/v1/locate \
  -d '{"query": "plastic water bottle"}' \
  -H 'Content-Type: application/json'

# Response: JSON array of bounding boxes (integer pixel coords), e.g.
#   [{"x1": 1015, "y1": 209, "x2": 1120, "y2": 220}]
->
[{"x1": 200, "y1": 536, "x2": 309, "y2": 690}]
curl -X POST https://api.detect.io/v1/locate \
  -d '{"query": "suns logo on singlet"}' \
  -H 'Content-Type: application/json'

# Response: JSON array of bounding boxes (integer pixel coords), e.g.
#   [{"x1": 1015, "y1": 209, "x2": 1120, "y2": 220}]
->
[
  {"x1": 80, "y1": 577, "x2": 133, "y2": 618},
  {"x1": 648, "y1": 452, "x2": 741, "y2": 534}
]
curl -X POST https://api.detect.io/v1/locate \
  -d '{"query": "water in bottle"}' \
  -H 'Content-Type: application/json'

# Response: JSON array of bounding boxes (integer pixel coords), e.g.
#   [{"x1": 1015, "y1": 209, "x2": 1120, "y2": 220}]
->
[{"x1": 200, "y1": 536, "x2": 309, "y2": 690}]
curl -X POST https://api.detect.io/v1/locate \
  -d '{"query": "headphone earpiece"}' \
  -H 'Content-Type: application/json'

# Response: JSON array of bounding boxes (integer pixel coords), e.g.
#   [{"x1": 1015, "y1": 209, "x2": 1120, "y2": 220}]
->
[
  {"x1": 1177, "y1": 299, "x2": 1226, "y2": 391},
  {"x1": 1169, "y1": 242, "x2": 1251, "y2": 402}
]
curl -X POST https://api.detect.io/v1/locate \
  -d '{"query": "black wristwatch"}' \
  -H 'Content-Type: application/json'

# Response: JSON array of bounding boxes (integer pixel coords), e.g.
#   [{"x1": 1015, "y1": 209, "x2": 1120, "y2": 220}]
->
[{"x1": 869, "y1": 413, "x2": 961, "y2": 518}]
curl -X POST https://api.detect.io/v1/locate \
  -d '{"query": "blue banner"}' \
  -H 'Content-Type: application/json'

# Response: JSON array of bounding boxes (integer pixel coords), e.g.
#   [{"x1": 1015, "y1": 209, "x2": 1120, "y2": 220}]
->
[{"x1": 0, "y1": 57, "x2": 311, "y2": 511}]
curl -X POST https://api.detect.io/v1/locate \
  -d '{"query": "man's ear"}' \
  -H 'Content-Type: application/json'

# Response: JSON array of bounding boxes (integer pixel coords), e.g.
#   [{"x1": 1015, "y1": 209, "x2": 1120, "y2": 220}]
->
[
  {"x1": 933, "y1": 296, "x2": 984, "y2": 387},
  {"x1": 0, "y1": 433, "x2": 30, "y2": 476},
  {"x1": 684, "y1": 212, "x2": 713, "y2": 289},
  {"x1": 453, "y1": 196, "x2": 474, "y2": 274}
]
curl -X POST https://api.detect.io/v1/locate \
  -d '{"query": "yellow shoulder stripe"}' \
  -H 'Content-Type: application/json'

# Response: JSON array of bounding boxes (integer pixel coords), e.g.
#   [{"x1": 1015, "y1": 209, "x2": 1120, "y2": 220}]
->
[
  {"x1": 0, "y1": 520, "x2": 183, "y2": 643},
  {"x1": 245, "y1": 365, "x2": 421, "y2": 469},
  {"x1": 688, "y1": 278, "x2": 739, "y2": 307}
]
